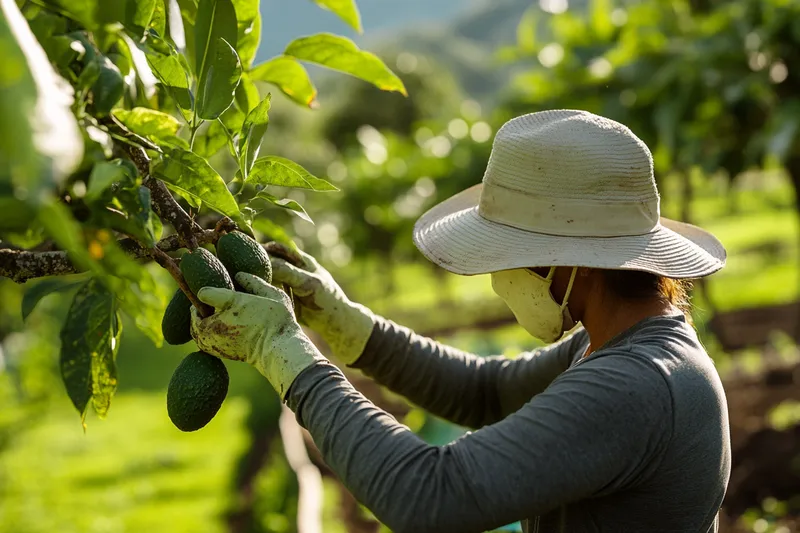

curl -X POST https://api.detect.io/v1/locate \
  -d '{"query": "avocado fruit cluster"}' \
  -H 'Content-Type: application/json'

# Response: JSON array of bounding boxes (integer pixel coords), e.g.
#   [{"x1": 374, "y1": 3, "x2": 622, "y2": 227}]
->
[{"x1": 163, "y1": 231, "x2": 272, "y2": 432}]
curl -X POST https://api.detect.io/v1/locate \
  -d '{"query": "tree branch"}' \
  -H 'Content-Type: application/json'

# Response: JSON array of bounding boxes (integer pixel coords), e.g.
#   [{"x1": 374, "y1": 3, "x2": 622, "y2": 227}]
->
[
  {"x1": 0, "y1": 229, "x2": 220, "y2": 283},
  {"x1": 117, "y1": 142, "x2": 201, "y2": 250}
]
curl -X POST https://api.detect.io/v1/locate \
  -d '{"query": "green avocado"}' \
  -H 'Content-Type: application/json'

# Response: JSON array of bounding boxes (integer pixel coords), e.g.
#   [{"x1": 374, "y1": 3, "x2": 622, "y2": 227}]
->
[
  {"x1": 216, "y1": 231, "x2": 272, "y2": 285},
  {"x1": 161, "y1": 288, "x2": 193, "y2": 345},
  {"x1": 179, "y1": 247, "x2": 234, "y2": 295},
  {"x1": 167, "y1": 351, "x2": 229, "y2": 432}
]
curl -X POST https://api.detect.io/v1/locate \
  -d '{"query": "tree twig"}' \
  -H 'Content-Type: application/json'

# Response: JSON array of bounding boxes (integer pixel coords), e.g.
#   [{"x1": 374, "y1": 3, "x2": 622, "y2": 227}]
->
[
  {"x1": 0, "y1": 229, "x2": 220, "y2": 283},
  {"x1": 116, "y1": 141, "x2": 201, "y2": 250}
]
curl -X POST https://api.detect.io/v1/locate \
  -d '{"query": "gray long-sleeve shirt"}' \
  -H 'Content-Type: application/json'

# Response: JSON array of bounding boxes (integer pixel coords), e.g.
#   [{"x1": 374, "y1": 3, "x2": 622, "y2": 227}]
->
[{"x1": 286, "y1": 313, "x2": 731, "y2": 533}]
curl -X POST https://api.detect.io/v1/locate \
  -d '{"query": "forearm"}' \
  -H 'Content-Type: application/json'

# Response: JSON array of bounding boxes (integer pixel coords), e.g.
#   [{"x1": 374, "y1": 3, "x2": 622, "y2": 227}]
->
[
  {"x1": 352, "y1": 317, "x2": 512, "y2": 428},
  {"x1": 352, "y1": 317, "x2": 588, "y2": 428}
]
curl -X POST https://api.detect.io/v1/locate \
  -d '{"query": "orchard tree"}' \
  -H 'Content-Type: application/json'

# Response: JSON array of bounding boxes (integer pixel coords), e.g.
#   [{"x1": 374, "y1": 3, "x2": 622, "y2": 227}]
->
[{"x1": 0, "y1": 0, "x2": 406, "y2": 424}]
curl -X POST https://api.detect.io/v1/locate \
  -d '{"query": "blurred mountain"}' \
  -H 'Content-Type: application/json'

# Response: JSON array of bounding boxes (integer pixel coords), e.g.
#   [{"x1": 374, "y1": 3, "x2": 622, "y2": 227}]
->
[
  {"x1": 258, "y1": 0, "x2": 590, "y2": 104},
  {"x1": 256, "y1": 0, "x2": 469, "y2": 59}
]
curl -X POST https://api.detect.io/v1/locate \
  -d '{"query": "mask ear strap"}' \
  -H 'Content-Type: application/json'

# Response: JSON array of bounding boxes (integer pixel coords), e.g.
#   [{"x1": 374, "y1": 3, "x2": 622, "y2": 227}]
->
[{"x1": 560, "y1": 267, "x2": 579, "y2": 310}]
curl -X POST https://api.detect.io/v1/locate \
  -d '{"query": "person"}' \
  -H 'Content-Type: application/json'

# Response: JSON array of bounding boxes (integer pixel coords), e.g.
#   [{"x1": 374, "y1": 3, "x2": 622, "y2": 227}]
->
[{"x1": 190, "y1": 110, "x2": 731, "y2": 533}]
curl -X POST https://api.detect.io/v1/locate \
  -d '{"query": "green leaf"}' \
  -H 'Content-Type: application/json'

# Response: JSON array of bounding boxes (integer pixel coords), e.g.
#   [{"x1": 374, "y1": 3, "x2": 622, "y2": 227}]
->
[
  {"x1": 91, "y1": 55, "x2": 125, "y2": 117},
  {"x1": 235, "y1": 72, "x2": 260, "y2": 114},
  {"x1": 231, "y1": 0, "x2": 260, "y2": 68},
  {"x1": 150, "y1": 0, "x2": 167, "y2": 37},
  {"x1": 247, "y1": 156, "x2": 338, "y2": 191},
  {"x1": 96, "y1": 0, "x2": 157, "y2": 37},
  {"x1": 112, "y1": 107, "x2": 182, "y2": 142},
  {"x1": 0, "y1": 0, "x2": 83, "y2": 200},
  {"x1": 255, "y1": 191, "x2": 313, "y2": 223},
  {"x1": 196, "y1": 37, "x2": 242, "y2": 120},
  {"x1": 239, "y1": 94, "x2": 270, "y2": 178},
  {"x1": 310, "y1": 0, "x2": 362, "y2": 33},
  {"x1": 195, "y1": 0, "x2": 239, "y2": 118},
  {"x1": 250, "y1": 56, "x2": 317, "y2": 108},
  {"x1": 99, "y1": 243, "x2": 166, "y2": 347},
  {"x1": 193, "y1": 119, "x2": 230, "y2": 158},
  {"x1": 41, "y1": 0, "x2": 98, "y2": 29},
  {"x1": 146, "y1": 42, "x2": 193, "y2": 119},
  {"x1": 251, "y1": 217, "x2": 297, "y2": 251},
  {"x1": 85, "y1": 160, "x2": 135, "y2": 203},
  {"x1": 60, "y1": 278, "x2": 119, "y2": 421},
  {"x1": 284, "y1": 34, "x2": 406, "y2": 95},
  {"x1": 22, "y1": 276, "x2": 86, "y2": 321},
  {"x1": 95, "y1": 186, "x2": 158, "y2": 247},
  {"x1": 151, "y1": 148, "x2": 244, "y2": 222}
]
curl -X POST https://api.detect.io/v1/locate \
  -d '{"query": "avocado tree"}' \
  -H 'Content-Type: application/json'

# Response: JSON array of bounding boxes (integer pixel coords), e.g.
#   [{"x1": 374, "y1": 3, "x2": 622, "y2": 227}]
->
[{"x1": 0, "y1": 0, "x2": 406, "y2": 425}]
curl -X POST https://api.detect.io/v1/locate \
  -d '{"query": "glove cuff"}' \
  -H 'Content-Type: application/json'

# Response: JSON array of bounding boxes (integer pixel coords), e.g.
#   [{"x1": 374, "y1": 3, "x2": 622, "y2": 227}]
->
[
  {"x1": 255, "y1": 331, "x2": 327, "y2": 401},
  {"x1": 328, "y1": 301, "x2": 376, "y2": 366}
]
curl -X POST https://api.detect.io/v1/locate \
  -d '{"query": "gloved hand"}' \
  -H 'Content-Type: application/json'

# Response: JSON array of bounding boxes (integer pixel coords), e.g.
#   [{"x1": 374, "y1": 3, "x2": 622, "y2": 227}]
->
[
  {"x1": 266, "y1": 243, "x2": 375, "y2": 366},
  {"x1": 190, "y1": 272, "x2": 326, "y2": 400}
]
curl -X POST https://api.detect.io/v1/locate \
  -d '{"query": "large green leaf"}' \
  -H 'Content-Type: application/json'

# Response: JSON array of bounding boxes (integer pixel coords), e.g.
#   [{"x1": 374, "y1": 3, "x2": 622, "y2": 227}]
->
[
  {"x1": 151, "y1": 148, "x2": 244, "y2": 221},
  {"x1": 251, "y1": 217, "x2": 297, "y2": 251},
  {"x1": 0, "y1": 0, "x2": 83, "y2": 200},
  {"x1": 195, "y1": 0, "x2": 240, "y2": 118},
  {"x1": 310, "y1": 0, "x2": 362, "y2": 33},
  {"x1": 232, "y1": 0, "x2": 260, "y2": 68},
  {"x1": 247, "y1": 156, "x2": 338, "y2": 191},
  {"x1": 146, "y1": 41, "x2": 193, "y2": 119},
  {"x1": 60, "y1": 278, "x2": 120, "y2": 421},
  {"x1": 22, "y1": 276, "x2": 87, "y2": 321},
  {"x1": 250, "y1": 55, "x2": 317, "y2": 108},
  {"x1": 239, "y1": 94, "x2": 270, "y2": 178},
  {"x1": 112, "y1": 107, "x2": 183, "y2": 146},
  {"x1": 284, "y1": 34, "x2": 406, "y2": 95},
  {"x1": 196, "y1": 37, "x2": 242, "y2": 120}
]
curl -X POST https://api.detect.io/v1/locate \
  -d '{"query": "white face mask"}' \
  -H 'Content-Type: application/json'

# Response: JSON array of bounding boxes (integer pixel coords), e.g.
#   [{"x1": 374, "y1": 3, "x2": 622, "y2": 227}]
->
[{"x1": 491, "y1": 267, "x2": 578, "y2": 343}]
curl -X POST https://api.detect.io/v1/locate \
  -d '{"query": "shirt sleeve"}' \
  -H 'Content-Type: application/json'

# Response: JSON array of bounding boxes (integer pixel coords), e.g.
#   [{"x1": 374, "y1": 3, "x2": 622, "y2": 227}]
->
[
  {"x1": 351, "y1": 317, "x2": 589, "y2": 428},
  {"x1": 286, "y1": 351, "x2": 672, "y2": 533}
]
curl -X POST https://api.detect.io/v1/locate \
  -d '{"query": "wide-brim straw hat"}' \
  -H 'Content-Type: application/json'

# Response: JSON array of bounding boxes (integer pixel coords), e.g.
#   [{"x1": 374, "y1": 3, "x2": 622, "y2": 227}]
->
[{"x1": 412, "y1": 110, "x2": 726, "y2": 278}]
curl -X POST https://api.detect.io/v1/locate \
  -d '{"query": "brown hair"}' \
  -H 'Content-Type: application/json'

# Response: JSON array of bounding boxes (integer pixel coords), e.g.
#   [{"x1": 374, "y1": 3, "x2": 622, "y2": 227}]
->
[{"x1": 601, "y1": 269, "x2": 693, "y2": 318}]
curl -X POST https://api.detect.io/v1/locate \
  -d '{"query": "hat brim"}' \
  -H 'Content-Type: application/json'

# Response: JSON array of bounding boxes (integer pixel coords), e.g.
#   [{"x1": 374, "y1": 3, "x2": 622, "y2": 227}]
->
[{"x1": 412, "y1": 184, "x2": 727, "y2": 278}]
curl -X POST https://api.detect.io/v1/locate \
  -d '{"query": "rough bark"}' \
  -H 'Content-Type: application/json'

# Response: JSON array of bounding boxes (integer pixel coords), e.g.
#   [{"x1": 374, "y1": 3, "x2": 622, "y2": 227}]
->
[{"x1": 0, "y1": 230, "x2": 219, "y2": 283}]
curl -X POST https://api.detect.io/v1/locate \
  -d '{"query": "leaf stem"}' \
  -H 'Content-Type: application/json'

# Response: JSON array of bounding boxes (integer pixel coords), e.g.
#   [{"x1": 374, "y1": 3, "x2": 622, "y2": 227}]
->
[{"x1": 190, "y1": 114, "x2": 200, "y2": 150}]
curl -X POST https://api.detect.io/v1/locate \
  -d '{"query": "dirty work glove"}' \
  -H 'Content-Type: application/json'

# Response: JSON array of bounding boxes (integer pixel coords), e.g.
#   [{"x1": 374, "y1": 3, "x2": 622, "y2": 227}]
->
[
  {"x1": 190, "y1": 272, "x2": 326, "y2": 400},
  {"x1": 267, "y1": 243, "x2": 375, "y2": 366}
]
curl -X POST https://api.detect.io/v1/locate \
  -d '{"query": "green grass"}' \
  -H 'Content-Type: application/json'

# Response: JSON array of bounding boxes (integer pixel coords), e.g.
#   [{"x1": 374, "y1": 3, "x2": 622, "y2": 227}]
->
[{"x1": 0, "y1": 393, "x2": 250, "y2": 533}]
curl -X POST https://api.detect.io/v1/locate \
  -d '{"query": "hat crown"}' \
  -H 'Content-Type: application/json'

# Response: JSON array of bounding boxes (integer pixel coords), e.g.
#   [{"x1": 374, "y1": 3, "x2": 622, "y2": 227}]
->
[{"x1": 478, "y1": 110, "x2": 661, "y2": 237}]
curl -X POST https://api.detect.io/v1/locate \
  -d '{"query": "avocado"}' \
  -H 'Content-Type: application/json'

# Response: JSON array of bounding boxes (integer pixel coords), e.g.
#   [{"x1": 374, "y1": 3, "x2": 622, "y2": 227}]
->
[
  {"x1": 161, "y1": 288, "x2": 193, "y2": 345},
  {"x1": 167, "y1": 351, "x2": 229, "y2": 432},
  {"x1": 179, "y1": 247, "x2": 234, "y2": 295},
  {"x1": 217, "y1": 231, "x2": 272, "y2": 285}
]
